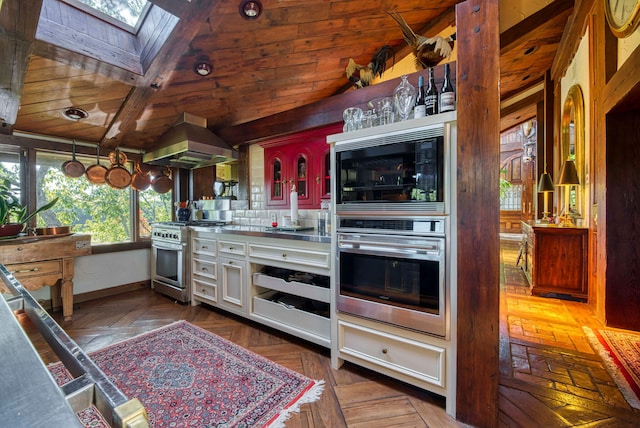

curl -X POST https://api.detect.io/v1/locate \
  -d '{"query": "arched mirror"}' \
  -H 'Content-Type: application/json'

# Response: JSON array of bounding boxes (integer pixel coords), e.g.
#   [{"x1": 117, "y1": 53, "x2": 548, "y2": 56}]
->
[{"x1": 560, "y1": 84, "x2": 585, "y2": 221}]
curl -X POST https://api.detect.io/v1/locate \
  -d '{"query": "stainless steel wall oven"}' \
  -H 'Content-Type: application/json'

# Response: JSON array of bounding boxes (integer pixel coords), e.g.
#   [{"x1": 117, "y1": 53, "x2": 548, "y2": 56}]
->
[{"x1": 336, "y1": 216, "x2": 449, "y2": 337}]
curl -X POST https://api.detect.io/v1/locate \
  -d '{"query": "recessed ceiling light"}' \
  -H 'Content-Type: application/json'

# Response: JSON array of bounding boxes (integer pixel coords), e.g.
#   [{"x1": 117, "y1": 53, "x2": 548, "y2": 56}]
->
[
  {"x1": 194, "y1": 62, "x2": 213, "y2": 76},
  {"x1": 239, "y1": 0, "x2": 262, "y2": 20},
  {"x1": 63, "y1": 107, "x2": 89, "y2": 120}
]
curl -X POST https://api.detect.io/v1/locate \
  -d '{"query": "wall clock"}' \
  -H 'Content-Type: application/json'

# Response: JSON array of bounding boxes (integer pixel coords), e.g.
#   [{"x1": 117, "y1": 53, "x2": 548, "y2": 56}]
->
[{"x1": 605, "y1": 0, "x2": 640, "y2": 38}]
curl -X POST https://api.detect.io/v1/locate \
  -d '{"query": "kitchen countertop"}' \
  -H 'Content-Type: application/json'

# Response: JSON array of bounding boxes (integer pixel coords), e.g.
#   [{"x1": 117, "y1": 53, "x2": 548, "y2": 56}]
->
[{"x1": 189, "y1": 225, "x2": 331, "y2": 244}]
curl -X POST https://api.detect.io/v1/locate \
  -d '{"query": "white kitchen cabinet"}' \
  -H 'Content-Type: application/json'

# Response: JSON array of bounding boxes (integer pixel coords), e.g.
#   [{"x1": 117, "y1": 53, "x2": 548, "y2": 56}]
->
[
  {"x1": 218, "y1": 239, "x2": 248, "y2": 315},
  {"x1": 219, "y1": 255, "x2": 247, "y2": 314},
  {"x1": 335, "y1": 314, "x2": 450, "y2": 397},
  {"x1": 249, "y1": 242, "x2": 330, "y2": 273},
  {"x1": 249, "y1": 238, "x2": 331, "y2": 347},
  {"x1": 191, "y1": 233, "x2": 218, "y2": 306},
  {"x1": 190, "y1": 231, "x2": 332, "y2": 346}
]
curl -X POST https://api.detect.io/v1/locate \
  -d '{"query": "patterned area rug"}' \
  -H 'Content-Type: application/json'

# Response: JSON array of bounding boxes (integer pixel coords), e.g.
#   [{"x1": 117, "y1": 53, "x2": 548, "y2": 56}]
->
[
  {"x1": 49, "y1": 320, "x2": 324, "y2": 427},
  {"x1": 583, "y1": 326, "x2": 640, "y2": 409}
]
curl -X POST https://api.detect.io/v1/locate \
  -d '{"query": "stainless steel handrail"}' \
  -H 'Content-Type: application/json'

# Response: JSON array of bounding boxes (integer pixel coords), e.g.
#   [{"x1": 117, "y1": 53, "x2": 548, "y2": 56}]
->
[{"x1": 0, "y1": 264, "x2": 149, "y2": 428}]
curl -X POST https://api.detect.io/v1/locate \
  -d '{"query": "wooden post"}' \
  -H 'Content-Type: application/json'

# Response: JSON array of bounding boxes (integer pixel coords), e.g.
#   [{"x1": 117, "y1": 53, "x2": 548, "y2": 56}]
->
[{"x1": 455, "y1": 0, "x2": 500, "y2": 426}]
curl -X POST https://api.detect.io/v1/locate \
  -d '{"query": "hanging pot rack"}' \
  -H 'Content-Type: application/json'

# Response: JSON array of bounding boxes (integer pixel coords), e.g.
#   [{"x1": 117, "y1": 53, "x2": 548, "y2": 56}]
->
[{"x1": 49, "y1": 139, "x2": 168, "y2": 193}]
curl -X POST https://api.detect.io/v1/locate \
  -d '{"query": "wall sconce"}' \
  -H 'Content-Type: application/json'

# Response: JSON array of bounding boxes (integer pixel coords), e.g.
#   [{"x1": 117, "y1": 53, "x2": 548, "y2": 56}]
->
[
  {"x1": 239, "y1": 0, "x2": 262, "y2": 20},
  {"x1": 521, "y1": 119, "x2": 536, "y2": 163},
  {"x1": 194, "y1": 61, "x2": 213, "y2": 76},
  {"x1": 556, "y1": 159, "x2": 580, "y2": 227},
  {"x1": 537, "y1": 171, "x2": 554, "y2": 222},
  {"x1": 62, "y1": 107, "x2": 88, "y2": 121}
]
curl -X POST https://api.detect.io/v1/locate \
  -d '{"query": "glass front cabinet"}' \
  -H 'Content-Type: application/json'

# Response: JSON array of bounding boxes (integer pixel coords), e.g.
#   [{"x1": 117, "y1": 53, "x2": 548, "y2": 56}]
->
[{"x1": 263, "y1": 124, "x2": 339, "y2": 209}]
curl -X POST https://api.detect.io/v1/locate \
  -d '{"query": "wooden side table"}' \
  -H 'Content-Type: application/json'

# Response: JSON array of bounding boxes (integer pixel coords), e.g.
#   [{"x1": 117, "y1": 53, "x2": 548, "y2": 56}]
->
[
  {"x1": 520, "y1": 222, "x2": 588, "y2": 301},
  {"x1": 0, "y1": 234, "x2": 91, "y2": 320}
]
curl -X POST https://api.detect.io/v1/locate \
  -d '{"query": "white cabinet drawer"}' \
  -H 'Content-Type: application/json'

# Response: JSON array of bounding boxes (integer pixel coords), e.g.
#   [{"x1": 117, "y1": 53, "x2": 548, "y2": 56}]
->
[
  {"x1": 253, "y1": 291, "x2": 330, "y2": 341},
  {"x1": 192, "y1": 258, "x2": 217, "y2": 280},
  {"x1": 192, "y1": 237, "x2": 216, "y2": 256},
  {"x1": 338, "y1": 320, "x2": 445, "y2": 388},
  {"x1": 192, "y1": 279, "x2": 216, "y2": 302},
  {"x1": 253, "y1": 272, "x2": 330, "y2": 303},
  {"x1": 218, "y1": 240, "x2": 247, "y2": 257},
  {"x1": 249, "y1": 244, "x2": 330, "y2": 270}
]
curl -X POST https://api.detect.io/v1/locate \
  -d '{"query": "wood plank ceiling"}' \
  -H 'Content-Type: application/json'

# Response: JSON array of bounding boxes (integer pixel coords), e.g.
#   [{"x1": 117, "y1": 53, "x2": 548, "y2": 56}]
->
[{"x1": 0, "y1": 0, "x2": 573, "y2": 152}]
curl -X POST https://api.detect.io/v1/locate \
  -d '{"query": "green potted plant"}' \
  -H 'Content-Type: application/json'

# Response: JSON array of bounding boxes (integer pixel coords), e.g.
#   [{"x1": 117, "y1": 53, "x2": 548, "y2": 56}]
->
[{"x1": 0, "y1": 178, "x2": 58, "y2": 237}]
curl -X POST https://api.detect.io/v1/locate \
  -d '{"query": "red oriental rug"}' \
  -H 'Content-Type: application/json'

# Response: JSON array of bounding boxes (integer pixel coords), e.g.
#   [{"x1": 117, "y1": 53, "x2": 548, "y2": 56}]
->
[
  {"x1": 583, "y1": 326, "x2": 640, "y2": 409},
  {"x1": 49, "y1": 320, "x2": 324, "y2": 427}
]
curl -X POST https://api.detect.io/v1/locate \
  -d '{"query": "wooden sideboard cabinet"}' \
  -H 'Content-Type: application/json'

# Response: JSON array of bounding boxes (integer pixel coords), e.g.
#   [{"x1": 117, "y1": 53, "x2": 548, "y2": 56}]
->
[
  {"x1": 520, "y1": 222, "x2": 588, "y2": 301},
  {"x1": 0, "y1": 234, "x2": 91, "y2": 320}
]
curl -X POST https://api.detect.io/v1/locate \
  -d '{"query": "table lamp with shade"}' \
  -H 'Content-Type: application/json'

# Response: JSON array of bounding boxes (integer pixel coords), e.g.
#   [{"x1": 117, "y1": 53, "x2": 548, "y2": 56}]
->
[
  {"x1": 557, "y1": 158, "x2": 580, "y2": 226},
  {"x1": 537, "y1": 171, "x2": 554, "y2": 222}
]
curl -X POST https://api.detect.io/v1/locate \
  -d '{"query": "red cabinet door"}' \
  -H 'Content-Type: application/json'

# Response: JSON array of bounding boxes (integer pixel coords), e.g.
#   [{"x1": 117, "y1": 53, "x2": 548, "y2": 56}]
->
[
  {"x1": 265, "y1": 148, "x2": 290, "y2": 208},
  {"x1": 263, "y1": 124, "x2": 341, "y2": 209}
]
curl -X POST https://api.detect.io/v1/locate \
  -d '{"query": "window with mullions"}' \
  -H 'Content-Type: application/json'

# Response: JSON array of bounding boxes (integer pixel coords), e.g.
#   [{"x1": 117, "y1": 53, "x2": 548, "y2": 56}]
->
[
  {"x1": 0, "y1": 151, "x2": 22, "y2": 218},
  {"x1": 35, "y1": 151, "x2": 171, "y2": 244},
  {"x1": 63, "y1": 0, "x2": 151, "y2": 31}
]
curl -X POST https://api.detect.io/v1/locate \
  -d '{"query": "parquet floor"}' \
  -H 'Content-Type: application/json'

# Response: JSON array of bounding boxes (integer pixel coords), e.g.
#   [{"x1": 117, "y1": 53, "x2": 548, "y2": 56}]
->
[
  {"x1": 18, "y1": 239, "x2": 640, "y2": 427},
  {"x1": 498, "y1": 239, "x2": 640, "y2": 427}
]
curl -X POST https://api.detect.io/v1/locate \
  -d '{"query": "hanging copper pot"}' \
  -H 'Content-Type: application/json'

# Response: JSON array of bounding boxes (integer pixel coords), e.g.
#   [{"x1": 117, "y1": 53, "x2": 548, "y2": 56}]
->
[
  {"x1": 108, "y1": 149, "x2": 128, "y2": 166},
  {"x1": 85, "y1": 145, "x2": 108, "y2": 185},
  {"x1": 62, "y1": 140, "x2": 86, "y2": 178},
  {"x1": 137, "y1": 161, "x2": 153, "y2": 174},
  {"x1": 131, "y1": 161, "x2": 151, "y2": 191},
  {"x1": 151, "y1": 166, "x2": 173, "y2": 194},
  {"x1": 105, "y1": 148, "x2": 132, "y2": 189}
]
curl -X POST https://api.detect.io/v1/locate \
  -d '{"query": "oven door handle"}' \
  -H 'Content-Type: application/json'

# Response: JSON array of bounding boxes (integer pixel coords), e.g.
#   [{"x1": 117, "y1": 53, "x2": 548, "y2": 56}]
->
[
  {"x1": 339, "y1": 238, "x2": 440, "y2": 252},
  {"x1": 152, "y1": 243, "x2": 186, "y2": 251}
]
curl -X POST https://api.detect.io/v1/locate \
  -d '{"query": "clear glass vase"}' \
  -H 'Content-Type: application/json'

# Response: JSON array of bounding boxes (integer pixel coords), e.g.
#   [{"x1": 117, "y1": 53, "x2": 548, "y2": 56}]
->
[{"x1": 393, "y1": 75, "x2": 416, "y2": 121}]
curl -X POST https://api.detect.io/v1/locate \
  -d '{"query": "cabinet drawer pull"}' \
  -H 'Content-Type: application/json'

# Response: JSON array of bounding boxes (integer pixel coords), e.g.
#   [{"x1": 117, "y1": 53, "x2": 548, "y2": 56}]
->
[
  {"x1": 17, "y1": 247, "x2": 23, "y2": 251},
  {"x1": 282, "y1": 253, "x2": 287, "y2": 258},
  {"x1": 228, "y1": 260, "x2": 234, "y2": 265},
  {"x1": 201, "y1": 246, "x2": 208, "y2": 250},
  {"x1": 12, "y1": 267, "x2": 40, "y2": 273},
  {"x1": 381, "y1": 348, "x2": 388, "y2": 354},
  {"x1": 201, "y1": 267, "x2": 209, "y2": 272}
]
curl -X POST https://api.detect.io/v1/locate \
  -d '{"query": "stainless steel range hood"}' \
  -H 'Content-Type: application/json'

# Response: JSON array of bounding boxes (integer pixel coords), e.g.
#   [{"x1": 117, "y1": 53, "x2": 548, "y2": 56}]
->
[{"x1": 143, "y1": 113, "x2": 238, "y2": 169}]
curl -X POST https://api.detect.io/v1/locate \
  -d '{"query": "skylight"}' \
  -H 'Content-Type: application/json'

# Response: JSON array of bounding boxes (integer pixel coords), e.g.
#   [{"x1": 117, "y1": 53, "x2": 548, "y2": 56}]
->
[{"x1": 65, "y1": 0, "x2": 151, "y2": 30}]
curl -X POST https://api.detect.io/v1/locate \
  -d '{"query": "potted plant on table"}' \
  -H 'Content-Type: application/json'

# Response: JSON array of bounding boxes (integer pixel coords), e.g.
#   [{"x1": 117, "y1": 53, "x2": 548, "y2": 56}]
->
[{"x1": 0, "y1": 179, "x2": 59, "y2": 238}]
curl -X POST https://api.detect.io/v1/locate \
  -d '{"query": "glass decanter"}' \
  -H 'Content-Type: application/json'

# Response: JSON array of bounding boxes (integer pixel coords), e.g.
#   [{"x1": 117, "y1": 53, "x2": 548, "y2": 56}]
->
[{"x1": 393, "y1": 75, "x2": 416, "y2": 121}]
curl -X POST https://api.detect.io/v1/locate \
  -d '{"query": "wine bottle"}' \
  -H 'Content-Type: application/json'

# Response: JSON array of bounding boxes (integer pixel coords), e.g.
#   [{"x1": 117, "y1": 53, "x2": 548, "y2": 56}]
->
[
  {"x1": 425, "y1": 67, "x2": 439, "y2": 115},
  {"x1": 440, "y1": 63, "x2": 456, "y2": 112},
  {"x1": 414, "y1": 75, "x2": 426, "y2": 119}
]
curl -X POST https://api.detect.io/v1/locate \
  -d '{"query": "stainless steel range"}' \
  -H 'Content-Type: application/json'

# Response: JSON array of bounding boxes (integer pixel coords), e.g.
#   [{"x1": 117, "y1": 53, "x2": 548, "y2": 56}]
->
[{"x1": 151, "y1": 221, "x2": 227, "y2": 303}]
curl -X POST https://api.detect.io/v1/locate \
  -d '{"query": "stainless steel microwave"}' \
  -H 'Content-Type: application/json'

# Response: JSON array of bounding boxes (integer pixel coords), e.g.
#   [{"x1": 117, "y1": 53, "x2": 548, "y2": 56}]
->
[{"x1": 328, "y1": 115, "x2": 456, "y2": 215}]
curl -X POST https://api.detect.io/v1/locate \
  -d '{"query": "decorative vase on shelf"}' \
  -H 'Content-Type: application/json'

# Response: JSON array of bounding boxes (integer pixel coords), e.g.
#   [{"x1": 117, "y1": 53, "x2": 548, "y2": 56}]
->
[{"x1": 393, "y1": 75, "x2": 416, "y2": 121}]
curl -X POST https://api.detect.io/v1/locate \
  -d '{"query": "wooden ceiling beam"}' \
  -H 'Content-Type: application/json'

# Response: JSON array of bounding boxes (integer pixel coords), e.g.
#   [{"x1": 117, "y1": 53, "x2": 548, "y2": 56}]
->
[
  {"x1": 0, "y1": 0, "x2": 43, "y2": 125},
  {"x1": 551, "y1": 0, "x2": 595, "y2": 82},
  {"x1": 216, "y1": 65, "x2": 454, "y2": 146},
  {"x1": 148, "y1": 0, "x2": 191, "y2": 18},
  {"x1": 101, "y1": 0, "x2": 221, "y2": 148}
]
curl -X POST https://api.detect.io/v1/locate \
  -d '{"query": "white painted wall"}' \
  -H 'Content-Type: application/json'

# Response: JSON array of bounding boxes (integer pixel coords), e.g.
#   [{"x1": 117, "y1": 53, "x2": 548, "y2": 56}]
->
[{"x1": 619, "y1": 25, "x2": 640, "y2": 66}]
